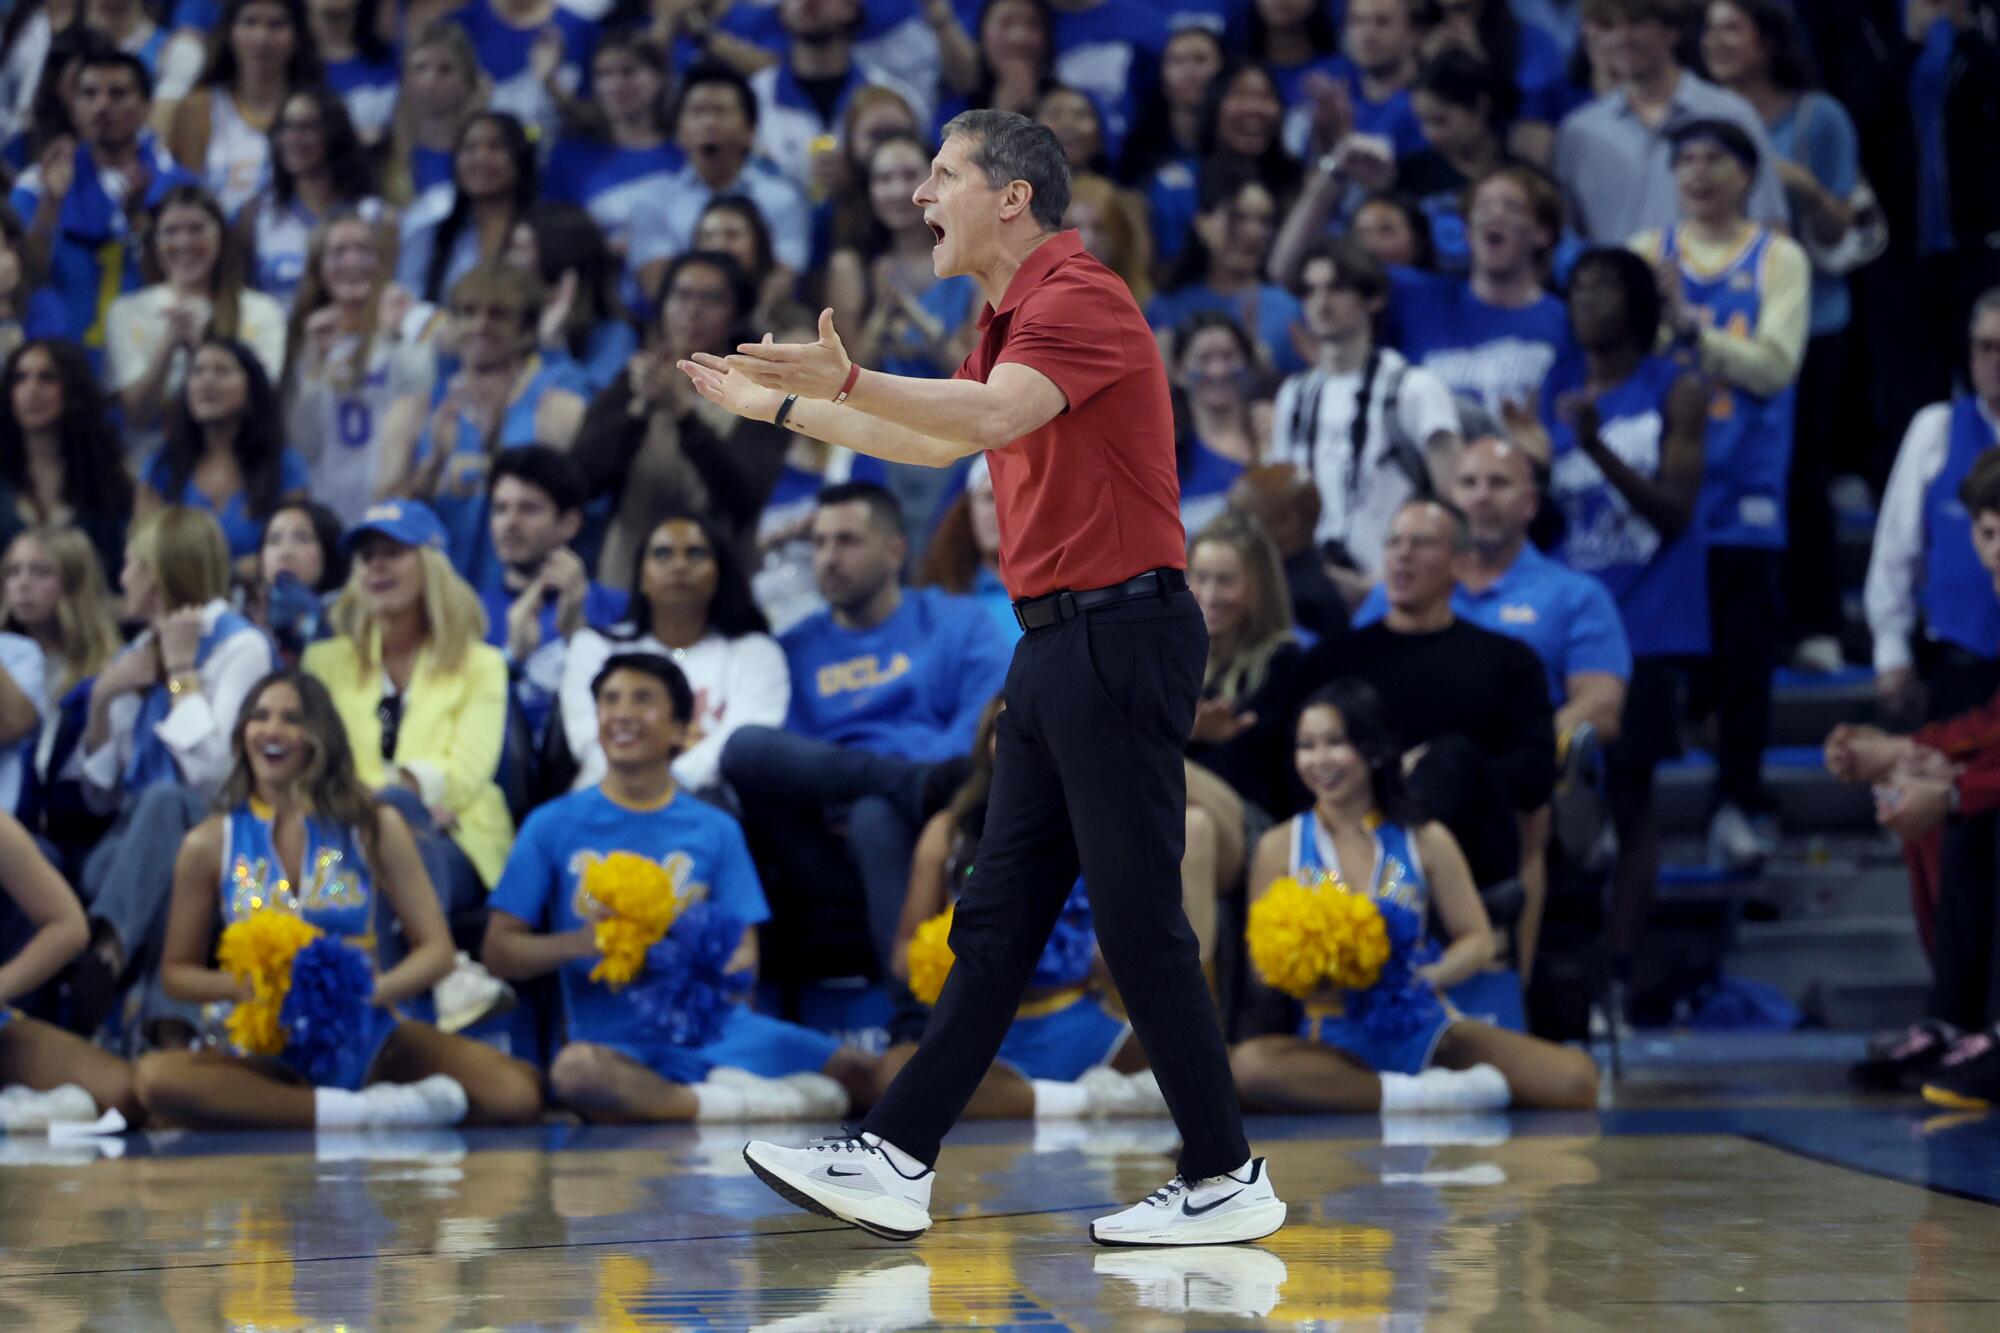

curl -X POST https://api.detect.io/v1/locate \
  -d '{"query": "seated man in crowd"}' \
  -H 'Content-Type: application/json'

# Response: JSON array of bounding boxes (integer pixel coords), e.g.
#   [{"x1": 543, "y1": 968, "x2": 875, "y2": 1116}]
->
[
  {"x1": 1275, "y1": 499, "x2": 1556, "y2": 905},
  {"x1": 1865, "y1": 288, "x2": 2000, "y2": 727},
  {"x1": 481, "y1": 446, "x2": 626, "y2": 743},
  {"x1": 1828, "y1": 449, "x2": 2000, "y2": 1109},
  {"x1": 720, "y1": 482, "x2": 1012, "y2": 980},
  {"x1": 1356, "y1": 437, "x2": 1631, "y2": 985},
  {"x1": 484, "y1": 653, "x2": 875, "y2": 1122}
]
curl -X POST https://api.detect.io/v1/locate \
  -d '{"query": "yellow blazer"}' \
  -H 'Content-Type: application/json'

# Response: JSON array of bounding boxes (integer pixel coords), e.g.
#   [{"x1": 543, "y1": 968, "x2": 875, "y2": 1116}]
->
[{"x1": 304, "y1": 634, "x2": 515, "y2": 887}]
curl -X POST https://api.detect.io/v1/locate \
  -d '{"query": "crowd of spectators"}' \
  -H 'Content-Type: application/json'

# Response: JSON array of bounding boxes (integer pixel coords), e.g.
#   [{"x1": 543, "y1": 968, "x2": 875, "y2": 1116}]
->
[{"x1": 0, "y1": 0, "x2": 1997, "y2": 1122}]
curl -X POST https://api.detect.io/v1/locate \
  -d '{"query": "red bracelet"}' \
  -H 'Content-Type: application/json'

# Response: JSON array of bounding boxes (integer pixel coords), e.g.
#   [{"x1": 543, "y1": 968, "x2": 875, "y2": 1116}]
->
[{"x1": 833, "y1": 363, "x2": 861, "y2": 405}]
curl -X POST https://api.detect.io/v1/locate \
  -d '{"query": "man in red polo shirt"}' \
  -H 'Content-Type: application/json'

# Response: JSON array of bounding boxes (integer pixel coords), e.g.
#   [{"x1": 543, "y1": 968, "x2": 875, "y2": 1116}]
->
[{"x1": 681, "y1": 109, "x2": 1283, "y2": 1248}]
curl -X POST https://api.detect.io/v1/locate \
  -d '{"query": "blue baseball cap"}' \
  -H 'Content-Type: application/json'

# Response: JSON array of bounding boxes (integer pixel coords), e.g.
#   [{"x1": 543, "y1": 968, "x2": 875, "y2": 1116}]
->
[{"x1": 343, "y1": 500, "x2": 447, "y2": 554}]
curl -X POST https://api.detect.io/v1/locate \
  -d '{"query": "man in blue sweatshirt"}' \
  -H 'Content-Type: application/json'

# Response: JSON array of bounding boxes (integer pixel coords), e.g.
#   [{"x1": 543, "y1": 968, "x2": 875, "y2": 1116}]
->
[{"x1": 721, "y1": 481, "x2": 1011, "y2": 978}]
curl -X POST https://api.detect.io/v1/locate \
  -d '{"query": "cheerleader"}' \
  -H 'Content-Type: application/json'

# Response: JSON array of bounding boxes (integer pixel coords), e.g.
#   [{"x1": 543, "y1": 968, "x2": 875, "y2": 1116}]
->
[
  {"x1": 880, "y1": 697, "x2": 1167, "y2": 1120},
  {"x1": 0, "y1": 810, "x2": 141, "y2": 1128},
  {"x1": 134, "y1": 670, "x2": 542, "y2": 1128},
  {"x1": 1231, "y1": 680, "x2": 1600, "y2": 1112}
]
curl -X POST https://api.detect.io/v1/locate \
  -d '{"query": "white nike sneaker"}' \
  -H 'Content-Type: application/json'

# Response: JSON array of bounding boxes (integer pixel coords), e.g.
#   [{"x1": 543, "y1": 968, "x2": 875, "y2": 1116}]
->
[
  {"x1": 743, "y1": 1133, "x2": 935, "y2": 1240},
  {"x1": 0, "y1": 1083, "x2": 100, "y2": 1131},
  {"x1": 1090, "y1": 1157, "x2": 1286, "y2": 1247}
]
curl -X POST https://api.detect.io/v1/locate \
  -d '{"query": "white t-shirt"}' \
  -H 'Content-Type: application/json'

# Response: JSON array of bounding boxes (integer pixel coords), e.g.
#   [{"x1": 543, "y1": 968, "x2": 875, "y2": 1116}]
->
[
  {"x1": 286, "y1": 330, "x2": 438, "y2": 526},
  {"x1": 559, "y1": 627, "x2": 791, "y2": 793},
  {"x1": 1268, "y1": 348, "x2": 1462, "y2": 573}
]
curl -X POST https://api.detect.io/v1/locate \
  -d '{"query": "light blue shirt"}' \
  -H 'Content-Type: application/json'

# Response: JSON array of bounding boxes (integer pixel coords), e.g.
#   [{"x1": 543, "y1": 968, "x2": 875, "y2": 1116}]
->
[
  {"x1": 1354, "y1": 544, "x2": 1632, "y2": 705},
  {"x1": 628, "y1": 157, "x2": 811, "y2": 276}
]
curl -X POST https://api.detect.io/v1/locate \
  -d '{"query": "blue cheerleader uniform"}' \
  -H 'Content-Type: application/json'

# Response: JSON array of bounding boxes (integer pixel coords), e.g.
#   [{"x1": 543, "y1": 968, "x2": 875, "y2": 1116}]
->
[
  {"x1": 220, "y1": 801, "x2": 400, "y2": 1090},
  {"x1": 1287, "y1": 812, "x2": 1460, "y2": 1075},
  {"x1": 992, "y1": 880, "x2": 1129, "y2": 1082}
]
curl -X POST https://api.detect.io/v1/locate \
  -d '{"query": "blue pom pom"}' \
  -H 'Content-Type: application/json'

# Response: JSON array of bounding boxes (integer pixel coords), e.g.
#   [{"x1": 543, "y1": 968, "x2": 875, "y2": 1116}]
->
[
  {"x1": 1031, "y1": 882, "x2": 1097, "y2": 988},
  {"x1": 1345, "y1": 939, "x2": 1443, "y2": 1044},
  {"x1": 628, "y1": 902, "x2": 752, "y2": 1047},
  {"x1": 280, "y1": 937, "x2": 376, "y2": 1086}
]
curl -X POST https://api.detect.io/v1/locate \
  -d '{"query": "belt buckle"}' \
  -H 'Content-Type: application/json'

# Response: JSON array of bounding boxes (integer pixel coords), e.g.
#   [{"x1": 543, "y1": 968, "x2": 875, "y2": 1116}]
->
[{"x1": 1057, "y1": 591, "x2": 1078, "y2": 621}]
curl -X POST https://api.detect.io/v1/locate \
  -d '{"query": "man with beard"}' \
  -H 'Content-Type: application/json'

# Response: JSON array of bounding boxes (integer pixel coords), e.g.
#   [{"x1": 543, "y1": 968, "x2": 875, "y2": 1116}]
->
[
  {"x1": 633, "y1": 64, "x2": 810, "y2": 293},
  {"x1": 12, "y1": 51, "x2": 196, "y2": 366},
  {"x1": 719, "y1": 482, "x2": 1010, "y2": 980}
]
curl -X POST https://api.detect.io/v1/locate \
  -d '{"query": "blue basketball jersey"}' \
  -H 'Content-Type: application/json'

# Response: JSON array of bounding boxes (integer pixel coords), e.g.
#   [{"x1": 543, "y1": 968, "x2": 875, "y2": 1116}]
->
[
  {"x1": 1664, "y1": 225, "x2": 1798, "y2": 549},
  {"x1": 1920, "y1": 395, "x2": 2000, "y2": 657},
  {"x1": 1547, "y1": 355, "x2": 1711, "y2": 657},
  {"x1": 220, "y1": 801, "x2": 375, "y2": 941},
  {"x1": 1288, "y1": 811, "x2": 1429, "y2": 921}
]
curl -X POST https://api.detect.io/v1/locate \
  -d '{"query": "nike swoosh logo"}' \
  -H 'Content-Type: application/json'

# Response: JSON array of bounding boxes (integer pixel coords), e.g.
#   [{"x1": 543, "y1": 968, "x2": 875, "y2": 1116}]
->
[
  {"x1": 1182, "y1": 1189, "x2": 1243, "y2": 1216},
  {"x1": 826, "y1": 1167, "x2": 863, "y2": 1177}
]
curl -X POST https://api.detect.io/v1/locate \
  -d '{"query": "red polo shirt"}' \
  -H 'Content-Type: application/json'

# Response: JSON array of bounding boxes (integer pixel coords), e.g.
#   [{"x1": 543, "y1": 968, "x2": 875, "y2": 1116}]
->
[{"x1": 957, "y1": 229, "x2": 1184, "y2": 599}]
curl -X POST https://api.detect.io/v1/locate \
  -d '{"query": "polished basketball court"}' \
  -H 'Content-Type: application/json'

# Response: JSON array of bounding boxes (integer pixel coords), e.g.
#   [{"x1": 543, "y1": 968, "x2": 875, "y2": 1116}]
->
[{"x1": 4, "y1": 1035, "x2": 1997, "y2": 1329}]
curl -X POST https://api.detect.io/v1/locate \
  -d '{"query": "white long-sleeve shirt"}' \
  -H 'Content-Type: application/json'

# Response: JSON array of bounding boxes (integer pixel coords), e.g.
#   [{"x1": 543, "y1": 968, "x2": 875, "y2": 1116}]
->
[
  {"x1": 1865, "y1": 398, "x2": 2000, "y2": 672},
  {"x1": 559, "y1": 627, "x2": 791, "y2": 794},
  {"x1": 74, "y1": 600, "x2": 275, "y2": 810}
]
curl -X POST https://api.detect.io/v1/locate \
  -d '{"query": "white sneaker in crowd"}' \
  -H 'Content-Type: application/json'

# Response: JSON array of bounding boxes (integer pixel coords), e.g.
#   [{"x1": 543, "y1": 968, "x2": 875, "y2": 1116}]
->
[
  {"x1": 434, "y1": 952, "x2": 517, "y2": 1034},
  {"x1": 1707, "y1": 802, "x2": 1774, "y2": 872},
  {"x1": 743, "y1": 1133, "x2": 934, "y2": 1240},
  {"x1": 1792, "y1": 634, "x2": 1847, "y2": 675},
  {"x1": 357, "y1": 1074, "x2": 469, "y2": 1127},
  {"x1": 1089, "y1": 1157, "x2": 1286, "y2": 1247},
  {"x1": 0, "y1": 1083, "x2": 100, "y2": 1132}
]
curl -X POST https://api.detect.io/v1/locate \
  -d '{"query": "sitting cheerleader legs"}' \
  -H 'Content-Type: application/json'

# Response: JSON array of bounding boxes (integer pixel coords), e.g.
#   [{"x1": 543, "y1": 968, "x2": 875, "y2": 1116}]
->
[
  {"x1": 875, "y1": 698, "x2": 1171, "y2": 1121},
  {"x1": 0, "y1": 813, "x2": 144, "y2": 1130},
  {"x1": 1231, "y1": 684, "x2": 1600, "y2": 1115},
  {"x1": 484, "y1": 653, "x2": 876, "y2": 1123},
  {"x1": 134, "y1": 672, "x2": 543, "y2": 1129}
]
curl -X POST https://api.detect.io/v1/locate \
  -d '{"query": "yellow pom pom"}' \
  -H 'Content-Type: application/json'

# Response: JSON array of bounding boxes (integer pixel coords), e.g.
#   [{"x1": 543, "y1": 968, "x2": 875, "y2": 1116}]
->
[
  {"x1": 216, "y1": 909, "x2": 323, "y2": 1055},
  {"x1": 1321, "y1": 889, "x2": 1390, "y2": 991},
  {"x1": 581, "y1": 851, "x2": 689, "y2": 990},
  {"x1": 907, "y1": 907, "x2": 956, "y2": 1007},
  {"x1": 1247, "y1": 876, "x2": 1340, "y2": 999}
]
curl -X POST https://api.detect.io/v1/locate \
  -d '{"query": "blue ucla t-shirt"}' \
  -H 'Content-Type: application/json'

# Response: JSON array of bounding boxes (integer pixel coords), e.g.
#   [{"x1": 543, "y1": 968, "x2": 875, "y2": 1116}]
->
[
  {"x1": 144, "y1": 449, "x2": 310, "y2": 559},
  {"x1": 1385, "y1": 266, "x2": 1574, "y2": 415},
  {"x1": 780, "y1": 586, "x2": 1012, "y2": 762},
  {"x1": 491, "y1": 786, "x2": 770, "y2": 1052}
]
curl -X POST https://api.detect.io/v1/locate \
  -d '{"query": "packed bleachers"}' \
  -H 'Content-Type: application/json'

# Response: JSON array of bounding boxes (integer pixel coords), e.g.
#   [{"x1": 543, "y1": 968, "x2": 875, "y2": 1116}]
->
[{"x1": 1, "y1": 0, "x2": 1999, "y2": 1131}]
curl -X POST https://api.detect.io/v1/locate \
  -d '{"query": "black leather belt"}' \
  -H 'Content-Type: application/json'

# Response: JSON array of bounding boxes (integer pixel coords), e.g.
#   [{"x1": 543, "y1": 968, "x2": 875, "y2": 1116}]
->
[{"x1": 1012, "y1": 568, "x2": 1187, "y2": 631}]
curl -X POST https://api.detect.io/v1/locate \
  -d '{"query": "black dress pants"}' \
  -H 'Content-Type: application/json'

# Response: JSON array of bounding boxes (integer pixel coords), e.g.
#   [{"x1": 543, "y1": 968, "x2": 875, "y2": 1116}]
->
[
  {"x1": 1701, "y1": 546, "x2": 1782, "y2": 811},
  {"x1": 861, "y1": 585, "x2": 1250, "y2": 1180}
]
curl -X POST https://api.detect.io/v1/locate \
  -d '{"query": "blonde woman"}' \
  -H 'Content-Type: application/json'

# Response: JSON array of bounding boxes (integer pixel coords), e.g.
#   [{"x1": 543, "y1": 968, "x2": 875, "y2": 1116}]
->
[
  {"x1": 1186, "y1": 511, "x2": 1304, "y2": 806},
  {"x1": 68, "y1": 505, "x2": 277, "y2": 1043},
  {"x1": 1, "y1": 526, "x2": 122, "y2": 854},
  {"x1": 1065, "y1": 171, "x2": 1153, "y2": 306},
  {"x1": 282, "y1": 210, "x2": 437, "y2": 525},
  {"x1": 304, "y1": 500, "x2": 510, "y2": 909},
  {"x1": 379, "y1": 22, "x2": 487, "y2": 209}
]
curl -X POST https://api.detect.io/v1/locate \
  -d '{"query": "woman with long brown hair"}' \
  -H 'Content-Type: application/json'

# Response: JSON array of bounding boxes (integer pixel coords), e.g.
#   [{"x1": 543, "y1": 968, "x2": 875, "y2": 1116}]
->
[
  {"x1": 135, "y1": 668, "x2": 542, "y2": 1127},
  {"x1": 106, "y1": 185, "x2": 287, "y2": 441}
]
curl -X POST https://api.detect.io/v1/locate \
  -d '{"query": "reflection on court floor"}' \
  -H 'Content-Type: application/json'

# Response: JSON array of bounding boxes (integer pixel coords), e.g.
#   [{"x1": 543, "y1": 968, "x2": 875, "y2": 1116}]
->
[{"x1": 4, "y1": 1055, "x2": 2000, "y2": 1329}]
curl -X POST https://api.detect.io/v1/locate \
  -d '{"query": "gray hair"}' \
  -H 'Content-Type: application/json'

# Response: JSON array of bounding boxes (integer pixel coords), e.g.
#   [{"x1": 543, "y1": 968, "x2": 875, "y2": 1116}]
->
[
  {"x1": 939, "y1": 108, "x2": 1070, "y2": 231},
  {"x1": 1974, "y1": 285, "x2": 2000, "y2": 326}
]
